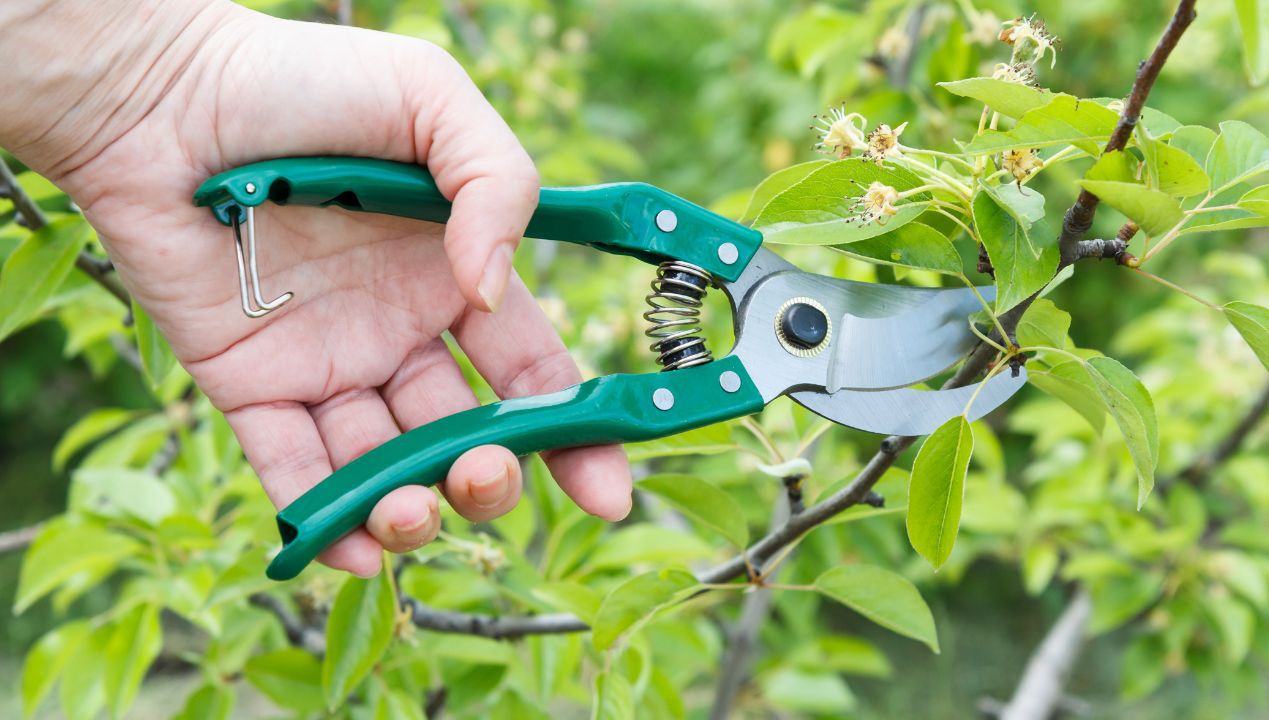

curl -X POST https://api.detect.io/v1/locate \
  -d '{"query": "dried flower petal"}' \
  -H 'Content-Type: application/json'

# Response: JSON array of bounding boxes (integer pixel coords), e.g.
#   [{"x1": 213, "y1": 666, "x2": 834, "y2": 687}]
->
[
  {"x1": 1000, "y1": 15, "x2": 1059, "y2": 68},
  {"x1": 864, "y1": 122, "x2": 908, "y2": 166},
  {"x1": 813, "y1": 106, "x2": 869, "y2": 159},
  {"x1": 1001, "y1": 148, "x2": 1044, "y2": 183},
  {"x1": 847, "y1": 181, "x2": 901, "y2": 226}
]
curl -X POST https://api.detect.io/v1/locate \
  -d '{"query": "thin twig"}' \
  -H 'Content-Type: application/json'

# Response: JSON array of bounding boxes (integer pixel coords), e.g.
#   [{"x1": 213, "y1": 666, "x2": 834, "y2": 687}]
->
[
  {"x1": 250, "y1": 593, "x2": 327, "y2": 655},
  {"x1": 0, "y1": 155, "x2": 130, "y2": 305},
  {"x1": 710, "y1": 495, "x2": 794, "y2": 720},
  {"x1": 888, "y1": 3, "x2": 928, "y2": 87},
  {"x1": 1057, "y1": 0, "x2": 1197, "y2": 264},
  {"x1": 1178, "y1": 384, "x2": 1269, "y2": 485},
  {"x1": 0, "y1": 523, "x2": 41, "y2": 553}
]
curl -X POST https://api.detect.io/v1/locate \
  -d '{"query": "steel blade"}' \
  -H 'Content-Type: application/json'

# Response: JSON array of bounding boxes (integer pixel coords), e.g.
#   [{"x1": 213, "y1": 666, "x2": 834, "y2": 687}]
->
[
  {"x1": 725, "y1": 250, "x2": 998, "y2": 397},
  {"x1": 827, "y1": 286, "x2": 991, "y2": 390},
  {"x1": 789, "y1": 368, "x2": 1027, "y2": 436}
]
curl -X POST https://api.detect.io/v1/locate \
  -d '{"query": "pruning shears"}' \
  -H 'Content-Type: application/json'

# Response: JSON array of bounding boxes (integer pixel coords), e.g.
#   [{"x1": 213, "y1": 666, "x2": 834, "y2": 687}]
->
[{"x1": 194, "y1": 157, "x2": 1027, "y2": 580}]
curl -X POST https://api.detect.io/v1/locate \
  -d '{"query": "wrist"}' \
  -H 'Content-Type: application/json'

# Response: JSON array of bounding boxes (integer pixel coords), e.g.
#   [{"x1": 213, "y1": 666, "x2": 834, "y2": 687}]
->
[{"x1": 0, "y1": 0, "x2": 240, "y2": 178}]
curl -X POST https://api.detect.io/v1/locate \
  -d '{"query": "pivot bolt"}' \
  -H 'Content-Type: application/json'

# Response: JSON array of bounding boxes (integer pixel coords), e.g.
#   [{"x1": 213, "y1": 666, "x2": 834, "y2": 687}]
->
[{"x1": 779, "y1": 303, "x2": 829, "y2": 349}]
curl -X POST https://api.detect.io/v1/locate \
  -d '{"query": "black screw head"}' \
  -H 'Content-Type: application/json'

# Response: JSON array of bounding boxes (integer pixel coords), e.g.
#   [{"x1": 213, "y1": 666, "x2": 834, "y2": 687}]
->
[{"x1": 780, "y1": 302, "x2": 829, "y2": 349}]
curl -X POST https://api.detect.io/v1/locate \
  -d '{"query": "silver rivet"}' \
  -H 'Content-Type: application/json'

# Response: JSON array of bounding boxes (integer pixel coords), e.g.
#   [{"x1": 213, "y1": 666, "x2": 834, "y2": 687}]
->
[
  {"x1": 245, "y1": 182, "x2": 257, "y2": 194},
  {"x1": 652, "y1": 388, "x2": 675, "y2": 411},
  {"x1": 719, "y1": 370, "x2": 741, "y2": 393},
  {"x1": 718, "y1": 242, "x2": 739, "y2": 265},
  {"x1": 655, "y1": 209, "x2": 678, "y2": 233}
]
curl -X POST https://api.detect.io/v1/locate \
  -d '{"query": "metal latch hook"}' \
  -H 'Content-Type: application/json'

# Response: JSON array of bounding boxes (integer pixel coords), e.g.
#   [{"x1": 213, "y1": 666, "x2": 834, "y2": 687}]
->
[{"x1": 229, "y1": 202, "x2": 292, "y2": 318}]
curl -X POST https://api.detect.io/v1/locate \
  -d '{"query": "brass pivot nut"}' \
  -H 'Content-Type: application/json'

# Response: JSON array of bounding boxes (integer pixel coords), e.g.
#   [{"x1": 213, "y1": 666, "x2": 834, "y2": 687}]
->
[{"x1": 775, "y1": 297, "x2": 831, "y2": 357}]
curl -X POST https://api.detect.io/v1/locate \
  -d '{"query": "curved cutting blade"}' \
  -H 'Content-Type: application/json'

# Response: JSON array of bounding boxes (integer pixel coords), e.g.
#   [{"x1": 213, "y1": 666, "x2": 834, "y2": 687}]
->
[
  {"x1": 789, "y1": 367, "x2": 1027, "y2": 436},
  {"x1": 723, "y1": 249, "x2": 998, "y2": 394}
]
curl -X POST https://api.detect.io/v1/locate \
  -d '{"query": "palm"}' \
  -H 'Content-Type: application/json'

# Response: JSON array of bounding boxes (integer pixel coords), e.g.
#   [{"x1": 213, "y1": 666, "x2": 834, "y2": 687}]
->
[{"x1": 56, "y1": 11, "x2": 631, "y2": 576}]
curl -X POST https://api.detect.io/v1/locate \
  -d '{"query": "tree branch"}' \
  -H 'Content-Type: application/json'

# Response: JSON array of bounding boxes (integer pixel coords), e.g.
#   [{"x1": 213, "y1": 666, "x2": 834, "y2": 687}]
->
[
  {"x1": 0, "y1": 155, "x2": 131, "y2": 306},
  {"x1": 990, "y1": 589, "x2": 1093, "y2": 720},
  {"x1": 1057, "y1": 0, "x2": 1197, "y2": 264},
  {"x1": 403, "y1": 597, "x2": 586, "y2": 638},
  {"x1": 710, "y1": 491, "x2": 796, "y2": 719},
  {"x1": 0, "y1": 523, "x2": 41, "y2": 553},
  {"x1": 1178, "y1": 384, "x2": 1269, "y2": 485},
  {"x1": 250, "y1": 593, "x2": 327, "y2": 655}
]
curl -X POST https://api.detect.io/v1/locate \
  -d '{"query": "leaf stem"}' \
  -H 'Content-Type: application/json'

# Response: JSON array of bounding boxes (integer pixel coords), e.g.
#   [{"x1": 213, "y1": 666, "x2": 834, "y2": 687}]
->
[
  {"x1": 959, "y1": 274, "x2": 1011, "y2": 347},
  {"x1": 962, "y1": 359, "x2": 1010, "y2": 417},
  {"x1": 1140, "y1": 191, "x2": 1213, "y2": 262},
  {"x1": 740, "y1": 418, "x2": 783, "y2": 464},
  {"x1": 1129, "y1": 267, "x2": 1219, "y2": 309}
]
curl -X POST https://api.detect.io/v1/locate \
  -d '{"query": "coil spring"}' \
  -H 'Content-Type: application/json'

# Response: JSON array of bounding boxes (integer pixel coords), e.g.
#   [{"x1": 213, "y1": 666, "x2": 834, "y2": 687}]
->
[{"x1": 643, "y1": 261, "x2": 713, "y2": 371}]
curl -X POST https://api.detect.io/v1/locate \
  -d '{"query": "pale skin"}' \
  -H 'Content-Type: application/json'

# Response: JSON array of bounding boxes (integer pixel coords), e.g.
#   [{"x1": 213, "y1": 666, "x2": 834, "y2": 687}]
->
[{"x1": 0, "y1": 0, "x2": 632, "y2": 577}]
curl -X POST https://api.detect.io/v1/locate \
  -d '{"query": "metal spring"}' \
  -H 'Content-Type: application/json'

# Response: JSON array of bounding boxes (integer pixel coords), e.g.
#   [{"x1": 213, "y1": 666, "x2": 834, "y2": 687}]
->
[{"x1": 643, "y1": 260, "x2": 713, "y2": 371}]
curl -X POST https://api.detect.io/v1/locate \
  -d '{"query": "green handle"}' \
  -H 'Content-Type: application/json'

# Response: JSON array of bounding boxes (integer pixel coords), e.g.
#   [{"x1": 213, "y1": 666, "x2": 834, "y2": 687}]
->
[
  {"x1": 193, "y1": 156, "x2": 761, "y2": 280},
  {"x1": 266, "y1": 356, "x2": 763, "y2": 580}
]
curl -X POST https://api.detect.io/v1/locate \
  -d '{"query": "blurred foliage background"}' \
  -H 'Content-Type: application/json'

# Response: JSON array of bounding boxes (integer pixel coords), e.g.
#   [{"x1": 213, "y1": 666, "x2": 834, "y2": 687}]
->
[{"x1": 2, "y1": 0, "x2": 1267, "y2": 718}]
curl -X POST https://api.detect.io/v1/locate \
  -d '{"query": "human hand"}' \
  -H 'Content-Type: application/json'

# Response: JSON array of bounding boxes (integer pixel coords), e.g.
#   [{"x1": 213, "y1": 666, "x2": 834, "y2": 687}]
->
[{"x1": 3, "y1": 0, "x2": 632, "y2": 577}]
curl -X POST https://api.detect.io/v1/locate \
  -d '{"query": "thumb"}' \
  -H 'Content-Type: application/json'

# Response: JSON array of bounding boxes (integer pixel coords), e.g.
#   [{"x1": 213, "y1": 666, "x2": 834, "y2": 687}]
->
[{"x1": 414, "y1": 53, "x2": 539, "y2": 313}]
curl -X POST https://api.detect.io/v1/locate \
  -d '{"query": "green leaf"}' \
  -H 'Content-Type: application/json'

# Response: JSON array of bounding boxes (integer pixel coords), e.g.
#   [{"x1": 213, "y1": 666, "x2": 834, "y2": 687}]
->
[
  {"x1": 1121, "y1": 635, "x2": 1167, "y2": 701},
  {"x1": 103, "y1": 604, "x2": 162, "y2": 719},
  {"x1": 1084, "y1": 150, "x2": 1137, "y2": 183},
  {"x1": 1169, "y1": 125, "x2": 1219, "y2": 167},
  {"x1": 1207, "y1": 120, "x2": 1269, "y2": 191},
  {"x1": 245, "y1": 649, "x2": 326, "y2": 713},
  {"x1": 741, "y1": 160, "x2": 831, "y2": 224},
  {"x1": 1234, "y1": 0, "x2": 1268, "y2": 85},
  {"x1": 813, "y1": 565, "x2": 939, "y2": 652},
  {"x1": 1210, "y1": 551, "x2": 1269, "y2": 610},
  {"x1": 173, "y1": 684, "x2": 234, "y2": 720},
  {"x1": 760, "y1": 668, "x2": 856, "y2": 714},
  {"x1": 53, "y1": 409, "x2": 145, "y2": 471},
  {"x1": 754, "y1": 159, "x2": 930, "y2": 245},
  {"x1": 1205, "y1": 595, "x2": 1255, "y2": 663},
  {"x1": 21, "y1": 619, "x2": 92, "y2": 718},
  {"x1": 0, "y1": 216, "x2": 89, "y2": 342},
  {"x1": 1028, "y1": 361, "x2": 1106, "y2": 433},
  {"x1": 1086, "y1": 357, "x2": 1159, "y2": 507},
  {"x1": 1088, "y1": 571, "x2": 1163, "y2": 633},
  {"x1": 832, "y1": 221, "x2": 963, "y2": 274},
  {"x1": 906, "y1": 415, "x2": 974, "y2": 570},
  {"x1": 591, "y1": 568, "x2": 696, "y2": 651},
  {"x1": 1023, "y1": 542, "x2": 1059, "y2": 596},
  {"x1": 15, "y1": 519, "x2": 141, "y2": 613},
  {"x1": 1238, "y1": 185, "x2": 1269, "y2": 215},
  {"x1": 584, "y1": 525, "x2": 714, "y2": 571},
  {"x1": 1139, "y1": 134, "x2": 1210, "y2": 197},
  {"x1": 1016, "y1": 298, "x2": 1071, "y2": 349},
  {"x1": 132, "y1": 301, "x2": 177, "y2": 389},
  {"x1": 937, "y1": 78, "x2": 1053, "y2": 119},
  {"x1": 591, "y1": 670, "x2": 634, "y2": 720},
  {"x1": 322, "y1": 570, "x2": 396, "y2": 708},
  {"x1": 431, "y1": 635, "x2": 515, "y2": 665},
  {"x1": 58, "y1": 621, "x2": 112, "y2": 720},
  {"x1": 972, "y1": 190, "x2": 1059, "y2": 312},
  {"x1": 1223, "y1": 301, "x2": 1269, "y2": 370},
  {"x1": 1076, "y1": 180, "x2": 1183, "y2": 236},
  {"x1": 637, "y1": 474, "x2": 748, "y2": 547},
  {"x1": 626, "y1": 423, "x2": 735, "y2": 461},
  {"x1": 71, "y1": 468, "x2": 176, "y2": 527},
  {"x1": 964, "y1": 95, "x2": 1119, "y2": 155},
  {"x1": 531, "y1": 581, "x2": 603, "y2": 624}
]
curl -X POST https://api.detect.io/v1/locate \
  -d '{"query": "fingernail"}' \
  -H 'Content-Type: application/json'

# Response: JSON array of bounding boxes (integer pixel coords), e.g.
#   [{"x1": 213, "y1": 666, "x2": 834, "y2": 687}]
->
[
  {"x1": 469, "y1": 464, "x2": 510, "y2": 508},
  {"x1": 392, "y1": 503, "x2": 431, "y2": 536},
  {"x1": 477, "y1": 244, "x2": 514, "y2": 313}
]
